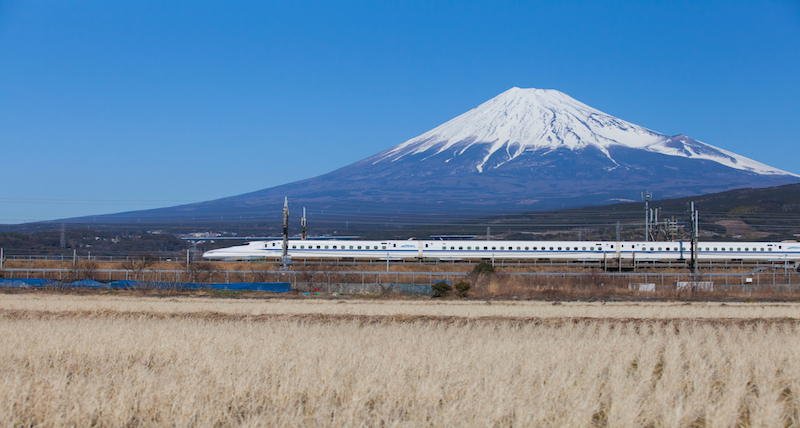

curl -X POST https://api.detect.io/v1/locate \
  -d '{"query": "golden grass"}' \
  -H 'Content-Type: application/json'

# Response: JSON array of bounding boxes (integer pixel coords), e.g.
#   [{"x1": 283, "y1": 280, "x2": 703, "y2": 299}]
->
[
  {"x1": 1, "y1": 294, "x2": 799, "y2": 319},
  {"x1": 1, "y1": 295, "x2": 799, "y2": 427}
]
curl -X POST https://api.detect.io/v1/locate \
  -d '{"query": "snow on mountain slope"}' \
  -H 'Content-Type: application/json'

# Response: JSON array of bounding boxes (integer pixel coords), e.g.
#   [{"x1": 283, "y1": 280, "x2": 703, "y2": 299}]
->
[{"x1": 372, "y1": 87, "x2": 797, "y2": 177}]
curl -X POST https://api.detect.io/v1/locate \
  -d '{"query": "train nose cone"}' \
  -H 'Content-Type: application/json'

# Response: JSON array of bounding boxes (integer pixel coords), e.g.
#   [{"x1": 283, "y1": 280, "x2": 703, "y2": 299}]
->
[{"x1": 202, "y1": 250, "x2": 217, "y2": 259}]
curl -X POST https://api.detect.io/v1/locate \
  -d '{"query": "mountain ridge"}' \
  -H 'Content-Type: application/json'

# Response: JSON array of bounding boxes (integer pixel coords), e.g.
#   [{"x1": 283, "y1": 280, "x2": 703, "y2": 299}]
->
[
  {"x1": 369, "y1": 87, "x2": 796, "y2": 177},
  {"x1": 58, "y1": 87, "x2": 800, "y2": 223}
]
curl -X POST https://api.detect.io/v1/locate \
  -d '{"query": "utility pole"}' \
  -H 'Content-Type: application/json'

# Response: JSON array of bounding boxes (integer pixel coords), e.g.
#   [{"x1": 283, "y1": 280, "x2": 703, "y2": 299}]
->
[
  {"x1": 301, "y1": 207, "x2": 307, "y2": 240},
  {"x1": 616, "y1": 221, "x2": 622, "y2": 272},
  {"x1": 642, "y1": 191, "x2": 652, "y2": 242},
  {"x1": 690, "y1": 202, "x2": 699, "y2": 273},
  {"x1": 281, "y1": 197, "x2": 291, "y2": 270},
  {"x1": 646, "y1": 208, "x2": 659, "y2": 241}
]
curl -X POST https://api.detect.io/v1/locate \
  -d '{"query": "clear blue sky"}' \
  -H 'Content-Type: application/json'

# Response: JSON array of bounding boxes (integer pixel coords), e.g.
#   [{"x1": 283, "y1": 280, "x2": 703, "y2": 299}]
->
[{"x1": 1, "y1": 0, "x2": 799, "y2": 224}]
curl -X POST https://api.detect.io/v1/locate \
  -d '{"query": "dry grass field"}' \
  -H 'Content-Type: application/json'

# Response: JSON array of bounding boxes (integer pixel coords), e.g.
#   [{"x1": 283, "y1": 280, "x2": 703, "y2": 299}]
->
[{"x1": 1, "y1": 295, "x2": 799, "y2": 427}]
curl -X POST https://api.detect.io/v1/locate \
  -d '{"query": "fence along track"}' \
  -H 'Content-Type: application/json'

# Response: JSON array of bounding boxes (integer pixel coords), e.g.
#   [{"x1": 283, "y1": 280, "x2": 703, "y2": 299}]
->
[{"x1": 1, "y1": 267, "x2": 799, "y2": 294}]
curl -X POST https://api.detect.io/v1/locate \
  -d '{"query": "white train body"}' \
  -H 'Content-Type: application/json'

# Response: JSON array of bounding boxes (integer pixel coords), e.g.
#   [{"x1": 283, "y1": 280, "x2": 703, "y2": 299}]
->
[{"x1": 202, "y1": 239, "x2": 800, "y2": 264}]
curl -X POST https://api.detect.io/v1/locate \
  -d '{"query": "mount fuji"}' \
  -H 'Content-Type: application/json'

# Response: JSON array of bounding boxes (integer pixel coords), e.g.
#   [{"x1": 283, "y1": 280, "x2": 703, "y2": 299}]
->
[{"x1": 84, "y1": 87, "x2": 800, "y2": 222}]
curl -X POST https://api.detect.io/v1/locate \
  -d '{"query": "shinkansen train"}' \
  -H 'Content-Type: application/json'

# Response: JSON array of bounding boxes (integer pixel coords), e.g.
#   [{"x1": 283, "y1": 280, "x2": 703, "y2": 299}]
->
[{"x1": 202, "y1": 239, "x2": 800, "y2": 264}]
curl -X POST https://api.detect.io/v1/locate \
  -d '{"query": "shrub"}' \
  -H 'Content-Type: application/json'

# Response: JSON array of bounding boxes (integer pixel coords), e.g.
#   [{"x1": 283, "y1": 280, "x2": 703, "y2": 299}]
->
[
  {"x1": 454, "y1": 281, "x2": 471, "y2": 298},
  {"x1": 431, "y1": 281, "x2": 452, "y2": 298},
  {"x1": 473, "y1": 261, "x2": 495, "y2": 274}
]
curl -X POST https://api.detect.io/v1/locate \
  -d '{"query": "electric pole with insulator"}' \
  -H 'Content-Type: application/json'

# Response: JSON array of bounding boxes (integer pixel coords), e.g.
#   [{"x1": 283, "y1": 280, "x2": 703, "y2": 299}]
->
[
  {"x1": 642, "y1": 191, "x2": 652, "y2": 242},
  {"x1": 690, "y1": 202, "x2": 699, "y2": 273},
  {"x1": 301, "y1": 207, "x2": 307, "y2": 240},
  {"x1": 281, "y1": 197, "x2": 291, "y2": 269}
]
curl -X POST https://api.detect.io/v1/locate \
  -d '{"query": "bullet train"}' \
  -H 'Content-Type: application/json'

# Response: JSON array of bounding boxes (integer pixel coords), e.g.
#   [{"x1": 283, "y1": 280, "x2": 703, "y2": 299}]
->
[{"x1": 202, "y1": 239, "x2": 800, "y2": 264}]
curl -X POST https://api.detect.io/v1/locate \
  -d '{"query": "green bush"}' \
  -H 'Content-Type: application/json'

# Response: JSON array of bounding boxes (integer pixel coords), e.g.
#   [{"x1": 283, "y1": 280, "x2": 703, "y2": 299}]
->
[
  {"x1": 431, "y1": 281, "x2": 452, "y2": 298},
  {"x1": 454, "y1": 281, "x2": 471, "y2": 298},
  {"x1": 473, "y1": 261, "x2": 495, "y2": 274}
]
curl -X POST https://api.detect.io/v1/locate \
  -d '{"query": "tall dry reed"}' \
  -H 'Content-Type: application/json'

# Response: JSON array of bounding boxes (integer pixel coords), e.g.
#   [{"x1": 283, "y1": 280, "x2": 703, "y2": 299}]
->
[{"x1": 0, "y1": 297, "x2": 799, "y2": 426}]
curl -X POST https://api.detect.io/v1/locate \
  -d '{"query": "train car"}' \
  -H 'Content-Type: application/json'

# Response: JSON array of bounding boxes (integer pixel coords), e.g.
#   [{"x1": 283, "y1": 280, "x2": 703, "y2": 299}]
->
[{"x1": 202, "y1": 239, "x2": 800, "y2": 265}]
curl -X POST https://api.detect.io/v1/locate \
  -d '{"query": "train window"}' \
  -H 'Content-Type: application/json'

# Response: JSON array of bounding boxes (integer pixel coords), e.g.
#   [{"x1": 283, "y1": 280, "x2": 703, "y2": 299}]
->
[
  {"x1": 393, "y1": 244, "x2": 396, "y2": 248},
  {"x1": 658, "y1": 247, "x2": 662, "y2": 251},
  {"x1": 300, "y1": 245, "x2": 304, "y2": 249},
  {"x1": 349, "y1": 246, "x2": 353, "y2": 249},
  {"x1": 292, "y1": 245, "x2": 296, "y2": 249},
  {"x1": 737, "y1": 248, "x2": 741, "y2": 251},
  {"x1": 525, "y1": 247, "x2": 529, "y2": 250},
  {"x1": 272, "y1": 243, "x2": 276, "y2": 247},
  {"x1": 500, "y1": 247, "x2": 504, "y2": 250},
  {"x1": 450, "y1": 247, "x2": 454, "y2": 250},
  {"x1": 333, "y1": 245, "x2": 337, "y2": 249},
  {"x1": 582, "y1": 247, "x2": 586, "y2": 251},
  {"x1": 517, "y1": 247, "x2": 521, "y2": 250},
  {"x1": 467, "y1": 246, "x2": 472, "y2": 250},
  {"x1": 745, "y1": 248, "x2": 749, "y2": 251},
  {"x1": 357, "y1": 246, "x2": 361, "y2": 249},
  {"x1": 382, "y1": 246, "x2": 386, "y2": 250},
  {"x1": 558, "y1": 247, "x2": 561, "y2": 251},
  {"x1": 533, "y1": 247, "x2": 537, "y2": 250},
  {"x1": 550, "y1": 247, "x2": 554, "y2": 250},
  {"x1": 611, "y1": 245, "x2": 614, "y2": 249},
  {"x1": 769, "y1": 248, "x2": 773, "y2": 251},
  {"x1": 459, "y1": 247, "x2": 463, "y2": 250},
  {"x1": 484, "y1": 247, "x2": 488, "y2": 250},
  {"x1": 574, "y1": 247, "x2": 578, "y2": 251},
  {"x1": 325, "y1": 246, "x2": 329, "y2": 249},
  {"x1": 425, "y1": 244, "x2": 428, "y2": 248}
]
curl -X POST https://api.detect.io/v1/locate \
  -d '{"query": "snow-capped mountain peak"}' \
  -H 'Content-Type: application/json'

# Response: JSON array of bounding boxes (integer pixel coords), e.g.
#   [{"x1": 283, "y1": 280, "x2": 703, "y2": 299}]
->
[{"x1": 371, "y1": 87, "x2": 797, "y2": 177}]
